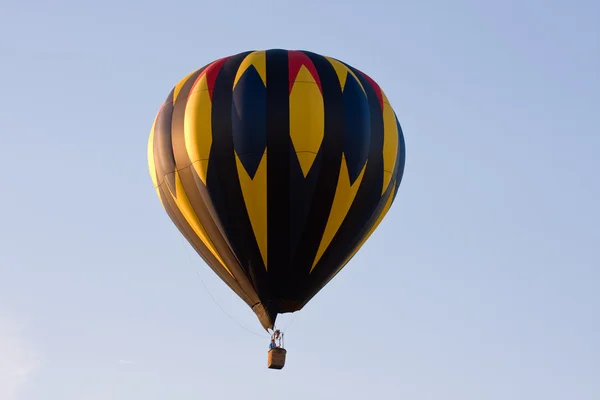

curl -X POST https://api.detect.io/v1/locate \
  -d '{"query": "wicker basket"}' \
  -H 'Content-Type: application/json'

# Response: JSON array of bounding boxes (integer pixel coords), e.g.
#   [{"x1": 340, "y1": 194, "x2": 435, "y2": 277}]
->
[{"x1": 267, "y1": 348, "x2": 287, "y2": 369}]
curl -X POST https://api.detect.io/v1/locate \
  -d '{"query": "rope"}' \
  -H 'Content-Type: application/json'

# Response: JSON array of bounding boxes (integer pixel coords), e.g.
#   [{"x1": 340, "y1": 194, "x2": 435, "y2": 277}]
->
[{"x1": 282, "y1": 313, "x2": 299, "y2": 333}]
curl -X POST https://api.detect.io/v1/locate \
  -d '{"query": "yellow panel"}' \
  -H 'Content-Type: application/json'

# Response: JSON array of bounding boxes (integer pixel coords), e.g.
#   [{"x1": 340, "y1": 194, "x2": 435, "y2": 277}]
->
[
  {"x1": 173, "y1": 69, "x2": 198, "y2": 103},
  {"x1": 168, "y1": 171, "x2": 233, "y2": 277},
  {"x1": 233, "y1": 51, "x2": 267, "y2": 88},
  {"x1": 324, "y1": 56, "x2": 366, "y2": 94},
  {"x1": 381, "y1": 92, "x2": 399, "y2": 195},
  {"x1": 311, "y1": 157, "x2": 367, "y2": 272},
  {"x1": 147, "y1": 114, "x2": 159, "y2": 188},
  {"x1": 235, "y1": 151, "x2": 268, "y2": 269},
  {"x1": 184, "y1": 74, "x2": 212, "y2": 184},
  {"x1": 289, "y1": 65, "x2": 324, "y2": 177}
]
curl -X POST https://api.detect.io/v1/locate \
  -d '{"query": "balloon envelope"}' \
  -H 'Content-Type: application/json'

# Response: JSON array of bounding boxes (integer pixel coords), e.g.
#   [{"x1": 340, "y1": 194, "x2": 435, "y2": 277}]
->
[{"x1": 148, "y1": 49, "x2": 406, "y2": 330}]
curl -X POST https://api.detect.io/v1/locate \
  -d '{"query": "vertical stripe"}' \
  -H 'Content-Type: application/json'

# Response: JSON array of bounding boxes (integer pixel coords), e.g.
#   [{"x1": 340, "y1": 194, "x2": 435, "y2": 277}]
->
[
  {"x1": 265, "y1": 49, "x2": 291, "y2": 303},
  {"x1": 153, "y1": 94, "x2": 176, "y2": 193},
  {"x1": 184, "y1": 73, "x2": 213, "y2": 184},
  {"x1": 171, "y1": 68, "x2": 204, "y2": 176}
]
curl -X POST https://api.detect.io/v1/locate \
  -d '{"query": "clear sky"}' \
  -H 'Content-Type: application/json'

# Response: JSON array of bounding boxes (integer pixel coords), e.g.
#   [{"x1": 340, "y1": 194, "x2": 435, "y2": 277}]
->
[{"x1": 1, "y1": 0, "x2": 599, "y2": 399}]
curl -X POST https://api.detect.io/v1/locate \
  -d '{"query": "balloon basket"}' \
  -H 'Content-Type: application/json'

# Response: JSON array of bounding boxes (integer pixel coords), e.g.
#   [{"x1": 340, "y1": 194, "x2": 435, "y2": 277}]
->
[{"x1": 267, "y1": 348, "x2": 287, "y2": 370}]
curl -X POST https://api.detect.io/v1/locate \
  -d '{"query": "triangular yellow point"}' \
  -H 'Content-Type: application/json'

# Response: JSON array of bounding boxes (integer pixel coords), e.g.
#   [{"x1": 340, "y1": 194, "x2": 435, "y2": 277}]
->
[
  {"x1": 233, "y1": 51, "x2": 267, "y2": 88},
  {"x1": 296, "y1": 152, "x2": 317, "y2": 178},
  {"x1": 324, "y1": 57, "x2": 348, "y2": 90},
  {"x1": 324, "y1": 57, "x2": 366, "y2": 94},
  {"x1": 311, "y1": 157, "x2": 367, "y2": 272},
  {"x1": 235, "y1": 151, "x2": 268, "y2": 269},
  {"x1": 330, "y1": 182, "x2": 396, "y2": 278}
]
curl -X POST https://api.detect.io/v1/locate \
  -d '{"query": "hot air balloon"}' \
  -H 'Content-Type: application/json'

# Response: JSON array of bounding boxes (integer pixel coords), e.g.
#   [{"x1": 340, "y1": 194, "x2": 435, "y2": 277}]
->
[{"x1": 148, "y1": 49, "x2": 405, "y2": 368}]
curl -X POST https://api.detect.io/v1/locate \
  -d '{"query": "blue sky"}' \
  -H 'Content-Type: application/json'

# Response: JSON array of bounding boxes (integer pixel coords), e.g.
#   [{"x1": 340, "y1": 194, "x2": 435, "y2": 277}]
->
[{"x1": 1, "y1": 0, "x2": 599, "y2": 399}]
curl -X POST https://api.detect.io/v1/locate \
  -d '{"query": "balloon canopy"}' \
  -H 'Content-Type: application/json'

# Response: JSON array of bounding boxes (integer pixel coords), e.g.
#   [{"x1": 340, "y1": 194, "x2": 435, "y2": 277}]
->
[{"x1": 148, "y1": 49, "x2": 406, "y2": 331}]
